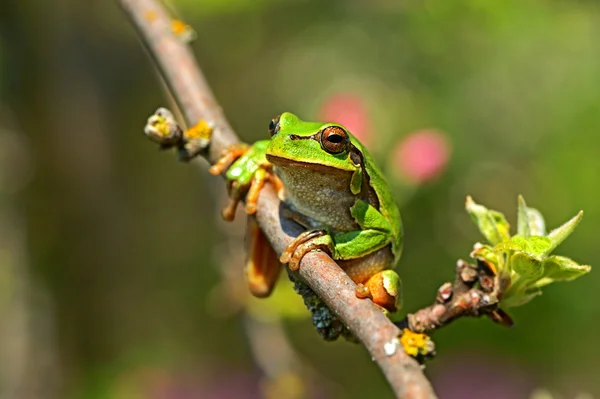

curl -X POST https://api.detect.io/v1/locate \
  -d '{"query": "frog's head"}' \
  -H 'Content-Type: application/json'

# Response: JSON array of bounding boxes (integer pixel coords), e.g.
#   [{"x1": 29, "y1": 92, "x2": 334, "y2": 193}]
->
[{"x1": 265, "y1": 112, "x2": 360, "y2": 173}]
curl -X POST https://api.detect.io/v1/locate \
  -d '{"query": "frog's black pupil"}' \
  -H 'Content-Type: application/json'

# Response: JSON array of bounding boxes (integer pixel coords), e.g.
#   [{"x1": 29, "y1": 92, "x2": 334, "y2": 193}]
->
[
  {"x1": 269, "y1": 120, "x2": 275, "y2": 131},
  {"x1": 328, "y1": 134, "x2": 343, "y2": 143}
]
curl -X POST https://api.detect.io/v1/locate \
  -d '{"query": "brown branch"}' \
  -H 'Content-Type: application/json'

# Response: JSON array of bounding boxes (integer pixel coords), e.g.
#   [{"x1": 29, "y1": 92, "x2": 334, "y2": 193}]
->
[{"x1": 118, "y1": 0, "x2": 436, "y2": 397}]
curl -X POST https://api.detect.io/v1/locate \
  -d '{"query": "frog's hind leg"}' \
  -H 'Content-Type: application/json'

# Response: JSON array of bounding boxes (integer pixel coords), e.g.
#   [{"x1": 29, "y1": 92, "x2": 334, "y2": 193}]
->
[
  {"x1": 246, "y1": 215, "x2": 282, "y2": 298},
  {"x1": 340, "y1": 248, "x2": 402, "y2": 314}
]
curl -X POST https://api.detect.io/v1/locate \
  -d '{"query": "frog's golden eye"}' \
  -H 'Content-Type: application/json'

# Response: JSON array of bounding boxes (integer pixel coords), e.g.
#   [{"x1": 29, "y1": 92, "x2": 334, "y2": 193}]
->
[
  {"x1": 269, "y1": 115, "x2": 281, "y2": 137},
  {"x1": 320, "y1": 126, "x2": 348, "y2": 154}
]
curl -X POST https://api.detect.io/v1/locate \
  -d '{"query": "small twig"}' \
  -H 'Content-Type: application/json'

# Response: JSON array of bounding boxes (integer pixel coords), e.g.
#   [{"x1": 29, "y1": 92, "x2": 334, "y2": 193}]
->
[
  {"x1": 401, "y1": 260, "x2": 513, "y2": 334},
  {"x1": 118, "y1": 0, "x2": 436, "y2": 397}
]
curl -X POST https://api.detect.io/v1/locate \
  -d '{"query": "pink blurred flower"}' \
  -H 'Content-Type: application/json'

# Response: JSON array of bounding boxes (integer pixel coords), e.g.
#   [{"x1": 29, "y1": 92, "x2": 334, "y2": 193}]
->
[
  {"x1": 393, "y1": 129, "x2": 451, "y2": 184},
  {"x1": 319, "y1": 93, "x2": 370, "y2": 146}
]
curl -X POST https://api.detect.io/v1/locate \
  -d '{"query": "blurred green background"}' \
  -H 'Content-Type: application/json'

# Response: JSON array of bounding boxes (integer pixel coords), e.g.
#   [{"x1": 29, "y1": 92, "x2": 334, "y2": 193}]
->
[{"x1": 1, "y1": 0, "x2": 599, "y2": 398}]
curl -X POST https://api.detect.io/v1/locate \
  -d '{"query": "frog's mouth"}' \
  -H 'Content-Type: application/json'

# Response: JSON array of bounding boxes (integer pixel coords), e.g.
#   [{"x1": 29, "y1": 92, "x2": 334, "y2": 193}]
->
[{"x1": 266, "y1": 154, "x2": 339, "y2": 173}]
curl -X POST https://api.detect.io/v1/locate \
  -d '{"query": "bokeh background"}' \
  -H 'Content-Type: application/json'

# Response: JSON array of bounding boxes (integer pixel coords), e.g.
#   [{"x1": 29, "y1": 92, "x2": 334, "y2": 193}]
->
[{"x1": 1, "y1": 0, "x2": 599, "y2": 398}]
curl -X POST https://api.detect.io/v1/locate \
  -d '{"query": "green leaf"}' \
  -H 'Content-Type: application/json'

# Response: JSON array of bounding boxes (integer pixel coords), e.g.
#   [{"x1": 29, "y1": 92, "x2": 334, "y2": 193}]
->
[
  {"x1": 517, "y1": 195, "x2": 530, "y2": 237},
  {"x1": 497, "y1": 236, "x2": 552, "y2": 257},
  {"x1": 470, "y1": 243, "x2": 497, "y2": 264},
  {"x1": 491, "y1": 210, "x2": 511, "y2": 241},
  {"x1": 510, "y1": 251, "x2": 544, "y2": 280},
  {"x1": 517, "y1": 195, "x2": 546, "y2": 237},
  {"x1": 527, "y1": 208, "x2": 546, "y2": 236},
  {"x1": 544, "y1": 211, "x2": 583, "y2": 255},
  {"x1": 542, "y1": 255, "x2": 591, "y2": 282},
  {"x1": 532, "y1": 277, "x2": 554, "y2": 288},
  {"x1": 465, "y1": 196, "x2": 511, "y2": 245},
  {"x1": 465, "y1": 196, "x2": 591, "y2": 309},
  {"x1": 516, "y1": 236, "x2": 552, "y2": 257},
  {"x1": 501, "y1": 288, "x2": 542, "y2": 308}
]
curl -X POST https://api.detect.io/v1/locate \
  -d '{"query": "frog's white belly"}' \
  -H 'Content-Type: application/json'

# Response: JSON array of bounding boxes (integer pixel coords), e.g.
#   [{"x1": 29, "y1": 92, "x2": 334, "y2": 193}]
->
[{"x1": 274, "y1": 163, "x2": 359, "y2": 233}]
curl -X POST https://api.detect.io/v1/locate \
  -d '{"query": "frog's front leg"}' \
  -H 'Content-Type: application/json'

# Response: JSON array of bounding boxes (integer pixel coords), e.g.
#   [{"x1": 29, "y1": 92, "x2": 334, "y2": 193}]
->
[
  {"x1": 210, "y1": 141, "x2": 283, "y2": 298},
  {"x1": 209, "y1": 141, "x2": 281, "y2": 221},
  {"x1": 209, "y1": 143, "x2": 252, "y2": 221}
]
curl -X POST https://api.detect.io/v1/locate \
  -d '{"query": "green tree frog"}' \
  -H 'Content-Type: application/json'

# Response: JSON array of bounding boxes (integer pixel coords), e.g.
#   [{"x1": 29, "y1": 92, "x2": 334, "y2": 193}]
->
[{"x1": 210, "y1": 112, "x2": 403, "y2": 314}]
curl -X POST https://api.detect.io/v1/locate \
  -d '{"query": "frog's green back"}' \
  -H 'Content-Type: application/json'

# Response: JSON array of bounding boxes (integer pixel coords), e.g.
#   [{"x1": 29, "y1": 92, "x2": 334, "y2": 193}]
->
[{"x1": 350, "y1": 136, "x2": 403, "y2": 263}]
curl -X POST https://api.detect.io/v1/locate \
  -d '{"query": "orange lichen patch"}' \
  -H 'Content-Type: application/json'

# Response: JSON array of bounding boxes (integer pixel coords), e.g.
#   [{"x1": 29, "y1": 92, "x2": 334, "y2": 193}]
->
[
  {"x1": 171, "y1": 19, "x2": 187, "y2": 34},
  {"x1": 399, "y1": 328, "x2": 435, "y2": 358},
  {"x1": 183, "y1": 119, "x2": 212, "y2": 141},
  {"x1": 171, "y1": 19, "x2": 197, "y2": 43},
  {"x1": 145, "y1": 10, "x2": 158, "y2": 22}
]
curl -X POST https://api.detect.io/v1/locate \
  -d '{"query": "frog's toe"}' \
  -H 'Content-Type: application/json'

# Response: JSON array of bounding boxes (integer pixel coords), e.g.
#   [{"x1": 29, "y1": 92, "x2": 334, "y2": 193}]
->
[
  {"x1": 280, "y1": 230, "x2": 325, "y2": 264},
  {"x1": 244, "y1": 167, "x2": 273, "y2": 215},
  {"x1": 281, "y1": 230, "x2": 332, "y2": 271},
  {"x1": 222, "y1": 197, "x2": 241, "y2": 222},
  {"x1": 221, "y1": 181, "x2": 243, "y2": 221},
  {"x1": 209, "y1": 144, "x2": 248, "y2": 176}
]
